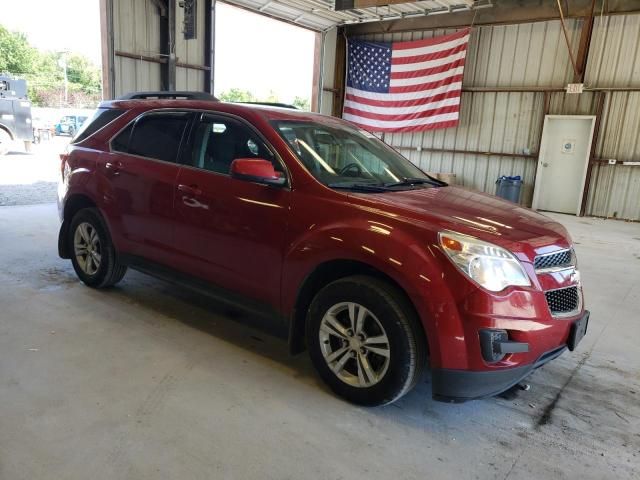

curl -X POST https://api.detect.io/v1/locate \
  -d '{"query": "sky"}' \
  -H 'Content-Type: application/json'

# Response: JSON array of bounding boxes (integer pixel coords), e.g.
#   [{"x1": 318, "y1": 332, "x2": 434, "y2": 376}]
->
[{"x1": 0, "y1": 0, "x2": 315, "y2": 102}]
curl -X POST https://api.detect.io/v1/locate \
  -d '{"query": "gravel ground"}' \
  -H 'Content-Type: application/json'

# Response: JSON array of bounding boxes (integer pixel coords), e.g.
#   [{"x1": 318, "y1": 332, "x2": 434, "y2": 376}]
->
[{"x1": 0, "y1": 136, "x2": 69, "y2": 206}]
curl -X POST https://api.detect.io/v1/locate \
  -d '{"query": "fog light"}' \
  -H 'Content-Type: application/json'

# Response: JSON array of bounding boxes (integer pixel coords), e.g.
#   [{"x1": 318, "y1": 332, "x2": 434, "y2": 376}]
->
[{"x1": 479, "y1": 329, "x2": 529, "y2": 363}]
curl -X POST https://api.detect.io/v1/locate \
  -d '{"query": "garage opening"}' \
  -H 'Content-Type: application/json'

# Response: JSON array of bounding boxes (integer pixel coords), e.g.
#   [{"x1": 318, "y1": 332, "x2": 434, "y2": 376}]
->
[{"x1": 214, "y1": 3, "x2": 316, "y2": 109}]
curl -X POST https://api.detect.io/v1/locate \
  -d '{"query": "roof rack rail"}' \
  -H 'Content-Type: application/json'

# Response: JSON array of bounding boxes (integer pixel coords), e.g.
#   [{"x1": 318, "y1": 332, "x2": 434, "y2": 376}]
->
[
  {"x1": 235, "y1": 101, "x2": 298, "y2": 110},
  {"x1": 118, "y1": 91, "x2": 218, "y2": 101}
]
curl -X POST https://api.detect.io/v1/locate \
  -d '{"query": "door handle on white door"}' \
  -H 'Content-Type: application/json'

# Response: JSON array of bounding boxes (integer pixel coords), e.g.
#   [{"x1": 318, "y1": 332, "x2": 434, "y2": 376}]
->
[{"x1": 542, "y1": 162, "x2": 549, "y2": 167}]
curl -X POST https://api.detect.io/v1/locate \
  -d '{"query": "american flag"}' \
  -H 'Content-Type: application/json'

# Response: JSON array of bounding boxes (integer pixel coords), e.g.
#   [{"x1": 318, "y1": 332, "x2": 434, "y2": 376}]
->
[{"x1": 343, "y1": 29, "x2": 470, "y2": 133}]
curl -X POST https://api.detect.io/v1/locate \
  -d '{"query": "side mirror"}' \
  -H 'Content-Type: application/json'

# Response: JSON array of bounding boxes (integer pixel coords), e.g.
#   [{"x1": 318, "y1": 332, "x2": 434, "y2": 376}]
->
[{"x1": 230, "y1": 158, "x2": 286, "y2": 186}]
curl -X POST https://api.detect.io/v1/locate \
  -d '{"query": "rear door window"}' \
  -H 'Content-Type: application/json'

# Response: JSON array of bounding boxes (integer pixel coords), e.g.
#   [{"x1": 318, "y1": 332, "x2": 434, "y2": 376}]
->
[{"x1": 113, "y1": 111, "x2": 191, "y2": 163}]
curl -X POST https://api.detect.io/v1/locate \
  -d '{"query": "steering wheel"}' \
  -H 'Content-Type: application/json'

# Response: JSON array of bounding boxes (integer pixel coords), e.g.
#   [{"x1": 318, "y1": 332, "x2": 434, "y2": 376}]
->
[{"x1": 339, "y1": 162, "x2": 362, "y2": 177}]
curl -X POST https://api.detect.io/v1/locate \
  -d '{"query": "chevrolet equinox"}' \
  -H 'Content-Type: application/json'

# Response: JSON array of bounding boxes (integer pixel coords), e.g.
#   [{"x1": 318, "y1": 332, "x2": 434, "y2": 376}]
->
[{"x1": 57, "y1": 92, "x2": 589, "y2": 406}]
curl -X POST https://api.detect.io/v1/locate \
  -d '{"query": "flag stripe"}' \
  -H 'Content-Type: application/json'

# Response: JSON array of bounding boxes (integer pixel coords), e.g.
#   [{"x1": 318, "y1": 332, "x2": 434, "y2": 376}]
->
[
  {"x1": 348, "y1": 120, "x2": 460, "y2": 134},
  {"x1": 345, "y1": 82, "x2": 462, "y2": 102},
  {"x1": 345, "y1": 89, "x2": 461, "y2": 109},
  {"x1": 344, "y1": 111, "x2": 459, "y2": 129},
  {"x1": 389, "y1": 74, "x2": 464, "y2": 94},
  {"x1": 391, "y1": 44, "x2": 467, "y2": 68},
  {"x1": 344, "y1": 96, "x2": 460, "y2": 116},
  {"x1": 393, "y1": 28, "x2": 470, "y2": 51},
  {"x1": 392, "y1": 33, "x2": 470, "y2": 59},
  {"x1": 344, "y1": 104, "x2": 460, "y2": 122},
  {"x1": 390, "y1": 66, "x2": 465, "y2": 87}
]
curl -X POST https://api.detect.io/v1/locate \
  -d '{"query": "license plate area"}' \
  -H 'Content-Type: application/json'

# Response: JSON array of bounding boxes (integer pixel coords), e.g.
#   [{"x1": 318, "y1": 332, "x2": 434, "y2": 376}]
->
[{"x1": 567, "y1": 311, "x2": 589, "y2": 351}]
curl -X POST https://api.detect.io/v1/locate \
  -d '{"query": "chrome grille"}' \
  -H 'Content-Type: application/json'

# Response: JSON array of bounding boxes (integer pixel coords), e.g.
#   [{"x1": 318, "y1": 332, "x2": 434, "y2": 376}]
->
[
  {"x1": 535, "y1": 249, "x2": 574, "y2": 272},
  {"x1": 545, "y1": 286, "x2": 580, "y2": 315}
]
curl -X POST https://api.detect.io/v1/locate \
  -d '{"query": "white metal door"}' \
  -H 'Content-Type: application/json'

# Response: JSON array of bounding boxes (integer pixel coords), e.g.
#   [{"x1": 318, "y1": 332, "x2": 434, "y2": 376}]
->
[{"x1": 533, "y1": 115, "x2": 596, "y2": 215}]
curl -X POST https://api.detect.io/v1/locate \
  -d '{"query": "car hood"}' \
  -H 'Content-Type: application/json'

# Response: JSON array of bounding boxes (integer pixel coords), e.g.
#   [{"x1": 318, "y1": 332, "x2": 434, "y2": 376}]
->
[{"x1": 357, "y1": 186, "x2": 571, "y2": 256}]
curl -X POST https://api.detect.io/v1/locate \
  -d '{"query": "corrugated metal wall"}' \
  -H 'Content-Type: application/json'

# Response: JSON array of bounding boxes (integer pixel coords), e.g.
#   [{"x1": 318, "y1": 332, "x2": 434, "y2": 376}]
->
[
  {"x1": 354, "y1": 14, "x2": 640, "y2": 220},
  {"x1": 584, "y1": 14, "x2": 640, "y2": 220},
  {"x1": 175, "y1": 0, "x2": 207, "y2": 90},
  {"x1": 112, "y1": 0, "x2": 163, "y2": 95},
  {"x1": 108, "y1": 0, "x2": 208, "y2": 97}
]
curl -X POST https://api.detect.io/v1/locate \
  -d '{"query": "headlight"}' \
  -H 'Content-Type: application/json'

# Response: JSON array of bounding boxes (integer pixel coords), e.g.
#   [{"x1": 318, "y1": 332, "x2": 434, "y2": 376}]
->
[{"x1": 438, "y1": 231, "x2": 531, "y2": 292}]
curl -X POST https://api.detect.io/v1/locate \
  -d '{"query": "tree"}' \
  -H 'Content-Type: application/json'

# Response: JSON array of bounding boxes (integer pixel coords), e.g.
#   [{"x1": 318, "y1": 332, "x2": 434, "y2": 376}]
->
[
  {"x1": 217, "y1": 88, "x2": 257, "y2": 103},
  {"x1": 0, "y1": 26, "x2": 37, "y2": 75},
  {"x1": 292, "y1": 96, "x2": 310, "y2": 111}
]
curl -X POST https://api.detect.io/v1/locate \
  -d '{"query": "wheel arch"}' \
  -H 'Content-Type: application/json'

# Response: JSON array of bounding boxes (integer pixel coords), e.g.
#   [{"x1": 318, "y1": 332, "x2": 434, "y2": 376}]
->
[
  {"x1": 288, "y1": 259, "x2": 428, "y2": 356},
  {"x1": 58, "y1": 194, "x2": 98, "y2": 258},
  {"x1": 0, "y1": 123, "x2": 15, "y2": 140}
]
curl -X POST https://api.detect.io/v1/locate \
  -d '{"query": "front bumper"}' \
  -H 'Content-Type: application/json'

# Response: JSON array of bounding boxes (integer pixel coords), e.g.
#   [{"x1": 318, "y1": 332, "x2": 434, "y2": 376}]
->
[{"x1": 431, "y1": 311, "x2": 589, "y2": 402}]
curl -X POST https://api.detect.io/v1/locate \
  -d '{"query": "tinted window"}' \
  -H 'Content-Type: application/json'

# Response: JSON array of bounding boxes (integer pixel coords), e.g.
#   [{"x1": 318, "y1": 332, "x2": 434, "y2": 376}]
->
[
  {"x1": 125, "y1": 112, "x2": 190, "y2": 163},
  {"x1": 111, "y1": 123, "x2": 133, "y2": 152},
  {"x1": 188, "y1": 116, "x2": 280, "y2": 175},
  {"x1": 72, "y1": 108, "x2": 125, "y2": 144}
]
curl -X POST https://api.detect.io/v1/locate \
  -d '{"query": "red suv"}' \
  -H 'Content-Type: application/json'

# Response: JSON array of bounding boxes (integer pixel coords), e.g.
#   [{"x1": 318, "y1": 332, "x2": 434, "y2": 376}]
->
[{"x1": 58, "y1": 92, "x2": 589, "y2": 406}]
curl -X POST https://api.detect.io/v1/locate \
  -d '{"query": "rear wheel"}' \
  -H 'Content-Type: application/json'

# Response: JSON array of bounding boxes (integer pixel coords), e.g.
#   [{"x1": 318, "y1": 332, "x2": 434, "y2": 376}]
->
[
  {"x1": 69, "y1": 208, "x2": 127, "y2": 288},
  {"x1": 307, "y1": 275, "x2": 426, "y2": 406}
]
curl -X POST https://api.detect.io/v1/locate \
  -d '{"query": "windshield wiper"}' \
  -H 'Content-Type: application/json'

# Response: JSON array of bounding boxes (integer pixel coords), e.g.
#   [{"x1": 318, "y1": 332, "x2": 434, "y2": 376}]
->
[
  {"x1": 383, "y1": 177, "x2": 445, "y2": 188},
  {"x1": 327, "y1": 182, "x2": 391, "y2": 193}
]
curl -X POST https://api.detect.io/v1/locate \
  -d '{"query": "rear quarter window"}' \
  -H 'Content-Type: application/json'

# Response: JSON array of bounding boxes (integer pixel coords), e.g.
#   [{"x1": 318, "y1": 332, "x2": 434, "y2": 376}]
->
[{"x1": 71, "y1": 108, "x2": 125, "y2": 144}]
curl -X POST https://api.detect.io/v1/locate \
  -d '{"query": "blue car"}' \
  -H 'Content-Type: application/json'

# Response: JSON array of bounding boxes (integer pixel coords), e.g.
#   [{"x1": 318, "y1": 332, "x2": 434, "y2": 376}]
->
[{"x1": 55, "y1": 115, "x2": 88, "y2": 137}]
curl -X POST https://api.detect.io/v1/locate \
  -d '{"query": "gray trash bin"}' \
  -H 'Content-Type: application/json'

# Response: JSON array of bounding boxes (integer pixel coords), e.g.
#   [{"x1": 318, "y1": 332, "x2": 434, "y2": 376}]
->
[{"x1": 495, "y1": 176, "x2": 522, "y2": 203}]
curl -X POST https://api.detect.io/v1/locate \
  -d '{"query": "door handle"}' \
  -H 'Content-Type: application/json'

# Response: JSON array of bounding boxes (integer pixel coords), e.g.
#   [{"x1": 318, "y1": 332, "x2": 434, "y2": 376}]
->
[
  {"x1": 105, "y1": 161, "x2": 122, "y2": 174},
  {"x1": 182, "y1": 197, "x2": 209, "y2": 210},
  {"x1": 178, "y1": 184, "x2": 202, "y2": 196},
  {"x1": 542, "y1": 162, "x2": 549, "y2": 167}
]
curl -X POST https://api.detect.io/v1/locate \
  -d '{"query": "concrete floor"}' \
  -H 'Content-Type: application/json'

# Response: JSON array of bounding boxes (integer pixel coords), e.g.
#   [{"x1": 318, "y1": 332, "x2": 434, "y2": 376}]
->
[
  {"x1": 0, "y1": 204, "x2": 638, "y2": 480},
  {"x1": 0, "y1": 137, "x2": 68, "y2": 206}
]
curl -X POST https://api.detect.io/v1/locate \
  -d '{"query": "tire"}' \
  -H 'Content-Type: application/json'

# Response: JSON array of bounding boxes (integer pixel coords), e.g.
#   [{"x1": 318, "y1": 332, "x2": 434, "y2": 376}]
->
[
  {"x1": 0, "y1": 128, "x2": 11, "y2": 156},
  {"x1": 68, "y1": 208, "x2": 127, "y2": 288},
  {"x1": 306, "y1": 275, "x2": 426, "y2": 406}
]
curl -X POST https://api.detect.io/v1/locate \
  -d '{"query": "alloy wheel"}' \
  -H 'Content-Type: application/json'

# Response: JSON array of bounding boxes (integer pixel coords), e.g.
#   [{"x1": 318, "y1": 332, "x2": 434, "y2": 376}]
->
[
  {"x1": 73, "y1": 222, "x2": 102, "y2": 276},
  {"x1": 319, "y1": 302, "x2": 391, "y2": 388}
]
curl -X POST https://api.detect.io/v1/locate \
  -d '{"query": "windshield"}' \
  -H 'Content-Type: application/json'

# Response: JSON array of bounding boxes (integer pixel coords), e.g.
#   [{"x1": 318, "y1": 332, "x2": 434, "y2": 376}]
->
[{"x1": 272, "y1": 120, "x2": 438, "y2": 190}]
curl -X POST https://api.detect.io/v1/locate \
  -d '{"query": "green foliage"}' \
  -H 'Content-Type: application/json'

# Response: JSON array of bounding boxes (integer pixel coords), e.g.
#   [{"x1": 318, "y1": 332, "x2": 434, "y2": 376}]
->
[
  {"x1": 292, "y1": 96, "x2": 310, "y2": 111},
  {"x1": 0, "y1": 24, "x2": 101, "y2": 107},
  {"x1": 218, "y1": 88, "x2": 312, "y2": 111},
  {"x1": 217, "y1": 88, "x2": 257, "y2": 103},
  {"x1": 0, "y1": 26, "x2": 37, "y2": 75}
]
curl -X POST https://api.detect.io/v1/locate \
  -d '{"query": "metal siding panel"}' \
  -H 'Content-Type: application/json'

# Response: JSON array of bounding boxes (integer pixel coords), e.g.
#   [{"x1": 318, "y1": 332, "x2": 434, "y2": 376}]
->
[
  {"x1": 586, "y1": 14, "x2": 640, "y2": 88},
  {"x1": 586, "y1": 91, "x2": 640, "y2": 220},
  {"x1": 113, "y1": 0, "x2": 163, "y2": 95},
  {"x1": 378, "y1": 92, "x2": 541, "y2": 206},
  {"x1": 549, "y1": 92, "x2": 598, "y2": 116}
]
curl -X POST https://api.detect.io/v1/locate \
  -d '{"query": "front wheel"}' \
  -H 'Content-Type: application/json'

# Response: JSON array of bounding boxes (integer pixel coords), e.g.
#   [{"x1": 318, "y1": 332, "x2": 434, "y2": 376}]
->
[
  {"x1": 69, "y1": 208, "x2": 127, "y2": 288},
  {"x1": 306, "y1": 275, "x2": 426, "y2": 406}
]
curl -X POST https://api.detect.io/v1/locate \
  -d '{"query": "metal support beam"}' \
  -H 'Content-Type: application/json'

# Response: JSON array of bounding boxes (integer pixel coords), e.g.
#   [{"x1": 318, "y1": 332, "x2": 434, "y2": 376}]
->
[
  {"x1": 159, "y1": 1, "x2": 170, "y2": 90},
  {"x1": 574, "y1": 0, "x2": 597, "y2": 83},
  {"x1": 99, "y1": 0, "x2": 116, "y2": 99},
  {"x1": 556, "y1": 0, "x2": 579, "y2": 77},
  {"x1": 332, "y1": 28, "x2": 346, "y2": 117},
  {"x1": 204, "y1": 0, "x2": 216, "y2": 94},
  {"x1": 168, "y1": 0, "x2": 177, "y2": 91},
  {"x1": 311, "y1": 31, "x2": 324, "y2": 112}
]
